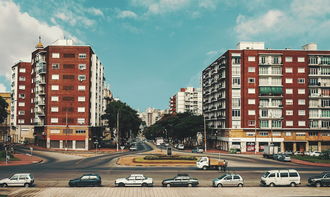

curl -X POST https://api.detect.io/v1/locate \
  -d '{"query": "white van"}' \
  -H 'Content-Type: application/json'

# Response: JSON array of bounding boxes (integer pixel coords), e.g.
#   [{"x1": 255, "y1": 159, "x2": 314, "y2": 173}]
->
[{"x1": 260, "y1": 169, "x2": 300, "y2": 187}]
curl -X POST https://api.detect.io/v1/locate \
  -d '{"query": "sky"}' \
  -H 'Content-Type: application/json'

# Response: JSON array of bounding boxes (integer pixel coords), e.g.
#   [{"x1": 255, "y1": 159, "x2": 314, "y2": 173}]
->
[{"x1": 1, "y1": 0, "x2": 330, "y2": 111}]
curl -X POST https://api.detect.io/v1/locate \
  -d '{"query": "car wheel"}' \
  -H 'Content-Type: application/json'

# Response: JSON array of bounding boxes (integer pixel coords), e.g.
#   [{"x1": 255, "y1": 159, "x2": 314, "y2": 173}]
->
[
  {"x1": 290, "y1": 182, "x2": 296, "y2": 187},
  {"x1": 269, "y1": 183, "x2": 275, "y2": 187},
  {"x1": 188, "y1": 183, "x2": 192, "y2": 187},
  {"x1": 2, "y1": 183, "x2": 7, "y2": 188},
  {"x1": 142, "y1": 183, "x2": 148, "y2": 187},
  {"x1": 118, "y1": 183, "x2": 125, "y2": 187},
  {"x1": 24, "y1": 183, "x2": 30, "y2": 188},
  {"x1": 202, "y1": 166, "x2": 207, "y2": 170},
  {"x1": 315, "y1": 182, "x2": 321, "y2": 187},
  {"x1": 217, "y1": 183, "x2": 223, "y2": 187},
  {"x1": 237, "y1": 183, "x2": 243, "y2": 187},
  {"x1": 166, "y1": 183, "x2": 171, "y2": 187}
]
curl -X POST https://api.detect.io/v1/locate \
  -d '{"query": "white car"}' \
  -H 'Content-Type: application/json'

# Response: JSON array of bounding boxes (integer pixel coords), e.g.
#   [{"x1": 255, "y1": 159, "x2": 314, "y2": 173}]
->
[
  {"x1": 115, "y1": 174, "x2": 153, "y2": 187},
  {"x1": 260, "y1": 169, "x2": 300, "y2": 187},
  {"x1": 310, "y1": 151, "x2": 321, "y2": 157},
  {"x1": 0, "y1": 173, "x2": 34, "y2": 187},
  {"x1": 177, "y1": 144, "x2": 184, "y2": 150}
]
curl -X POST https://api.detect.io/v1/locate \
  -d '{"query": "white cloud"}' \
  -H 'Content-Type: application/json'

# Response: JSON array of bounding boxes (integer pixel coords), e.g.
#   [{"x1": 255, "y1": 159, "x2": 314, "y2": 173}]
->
[
  {"x1": 0, "y1": 0, "x2": 75, "y2": 80},
  {"x1": 88, "y1": 8, "x2": 104, "y2": 16},
  {"x1": 206, "y1": 50, "x2": 218, "y2": 56},
  {"x1": 198, "y1": 0, "x2": 217, "y2": 10},
  {"x1": 117, "y1": 10, "x2": 138, "y2": 19},
  {"x1": 54, "y1": 11, "x2": 94, "y2": 27},
  {"x1": 131, "y1": 0, "x2": 190, "y2": 15},
  {"x1": 0, "y1": 84, "x2": 6, "y2": 92}
]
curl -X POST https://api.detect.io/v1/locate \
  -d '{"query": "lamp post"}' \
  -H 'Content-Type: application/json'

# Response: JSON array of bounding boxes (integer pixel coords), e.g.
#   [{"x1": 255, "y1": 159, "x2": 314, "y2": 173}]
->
[
  {"x1": 203, "y1": 114, "x2": 207, "y2": 153},
  {"x1": 116, "y1": 110, "x2": 120, "y2": 152},
  {"x1": 254, "y1": 114, "x2": 257, "y2": 154}
]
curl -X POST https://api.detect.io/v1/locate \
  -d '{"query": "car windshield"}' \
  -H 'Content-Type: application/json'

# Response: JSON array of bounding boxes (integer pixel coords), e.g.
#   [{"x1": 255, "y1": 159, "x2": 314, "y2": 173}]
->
[
  {"x1": 218, "y1": 174, "x2": 227, "y2": 179},
  {"x1": 262, "y1": 172, "x2": 270, "y2": 178}
]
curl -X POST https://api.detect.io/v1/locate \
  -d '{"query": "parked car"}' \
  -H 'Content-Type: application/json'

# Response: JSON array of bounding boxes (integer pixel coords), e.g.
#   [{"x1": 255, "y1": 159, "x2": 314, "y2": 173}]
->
[
  {"x1": 283, "y1": 151, "x2": 293, "y2": 155},
  {"x1": 304, "y1": 151, "x2": 311, "y2": 156},
  {"x1": 272, "y1": 154, "x2": 281, "y2": 160},
  {"x1": 162, "y1": 174, "x2": 198, "y2": 187},
  {"x1": 294, "y1": 151, "x2": 303, "y2": 156},
  {"x1": 260, "y1": 169, "x2": 300, "y2": 187},
  {"x1": 278, "y1": 154, "x2": 291, "y2": 162},
  {"x1": 308, "y1": 171, "x2": 330, "y2": 187},
  {"x1": 115, "y1": 174, "x2": 153, "y2": 187},
  {"x1": 129, "y1": 145, "x2": 137, "y2": 151},
  {"x1": 177, "y1": 144, "x2": 184, "y2": 150},
  {"x1": 0, "y1": 173, "x2": 34, "y2": 187},
  {"x1": 69, "y1": 174, "x2": 101, "y2": 187},
  {"x1": 212, "y1": 174, "x2": 244, "y2": 187},
  {"x1": 310, "y1": 151, "x2": 321, "y2": 157},
  {"x1": 192, "y1": 147, "x2": 203, "y2": 153}
]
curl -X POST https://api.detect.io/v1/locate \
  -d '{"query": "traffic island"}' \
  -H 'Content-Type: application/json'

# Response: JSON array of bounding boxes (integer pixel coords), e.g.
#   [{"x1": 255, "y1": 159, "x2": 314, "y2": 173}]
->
[
  {"x1": 117, "y1": 155, "x2": 198, "y2": 166},
  {"x1": 0, "y1": 153, "x2": 43, "y2": 166}
]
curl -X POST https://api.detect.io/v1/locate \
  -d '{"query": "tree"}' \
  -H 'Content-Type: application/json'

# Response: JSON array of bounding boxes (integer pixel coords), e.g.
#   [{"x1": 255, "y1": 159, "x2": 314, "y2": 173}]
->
[
  {"x1": 102, "y1": 100, "x2": 142, "y2": 143},
  {"x1": 0, "y1": 96, "x2": 8, "y2": 124}
]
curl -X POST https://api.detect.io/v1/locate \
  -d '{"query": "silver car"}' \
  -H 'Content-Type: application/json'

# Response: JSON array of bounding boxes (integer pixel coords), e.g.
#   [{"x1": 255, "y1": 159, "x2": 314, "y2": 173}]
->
[
  {"x1": 212, "y1": 174, "x2": 244, "y2": 187},
  {"x1": 115, "y1": 174, "x2": 153, "y2": 187},
  {"x1": 0, "y1": 173, "x2": 34, "y2": 187}
]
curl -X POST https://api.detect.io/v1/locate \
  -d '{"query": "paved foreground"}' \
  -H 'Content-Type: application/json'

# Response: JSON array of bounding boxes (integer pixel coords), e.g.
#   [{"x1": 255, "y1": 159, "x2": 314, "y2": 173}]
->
[{"x1": 1, "y1": 187, "x2": 330, "y2": 197}]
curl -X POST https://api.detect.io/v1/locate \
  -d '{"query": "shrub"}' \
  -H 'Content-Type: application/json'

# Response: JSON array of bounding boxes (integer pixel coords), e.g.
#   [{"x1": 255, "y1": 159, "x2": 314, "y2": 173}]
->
[{"x1": 144, "y1": 155, "x2": 197, "y2": 160}]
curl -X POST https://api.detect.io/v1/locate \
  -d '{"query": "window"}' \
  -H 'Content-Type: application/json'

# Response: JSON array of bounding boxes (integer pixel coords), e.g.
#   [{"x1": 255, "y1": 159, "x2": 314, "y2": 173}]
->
[
  {"x1": 296, "y1": 131, "x2": 306, "y2": 136},
  {"x1": 248, "y1": 78, "x2": 255, "y2": 83},
  {"x1": 77, "y1": 118, "x2": 85, "y2": 124},
  {"x1": 19, "y1": 76, "x2": 26, "y2": 81},
  {"x1": 285, "y1": 78, "x2": 293, "y2": 84},
  {"x1": 248, "y1": 110, "x2": 255, "y2": 115},
  {"x1": 78, "y1": 85, "x2": 86, "y2": 91},
  {"x1": 298, "y1": 121, "x2": 306, "y2": 126},
  {"x1": 280, "y1": 173, "x2": 289, "y2": 178},
  {"x1": 76, "y1": 130, "x2": 86, "y2": 134},
  {"x1": 272, "y1": 132, "x2": 281, "y2": 136},
  {"x1": 51, "y1": 118, "x2": 58, "y2": 123},
  {"x1": 50, "y1": 129, "x2": 60, "y2": 134},
  {"x1": 19, "y1": 85, "x2": 25, "y2": 90},
  {"x1": 298, "y1": 110, "x2": 305, "y2": 116},
  {"x1": 63, "y1": 64, "x2": 75, "y2": 69},
  {"x1": 19, "y1": 68, "x2": 26, "y2": 73},
  {"x1": 286, "y1": 88, "x2": 293, "y2": 94},
  {"x1": 232, "y1": 57, "x2": 240, "y2": 64},
  {"x1": 51, "y1": 96, "x2": 59, "y2": 102},
  {"x1": 259, "y1": 132, "x2": 268, "y2": 136},
  {"x1": 232, "y1": 67, "x2": 240, "y2": 75},
  {"x1": 248, "y1": 67, "x2": 255, "y2": 72},
  {"x1": 286, "y1": 132, "x2": 292, "y2": 136},
  {"x1": 78, "y1": 75, "x2": 86, "y2": 81},
  {"x1": 52, "y1": 53, "x2": 60, "y2": 58},
  {"x1": 298, "y1": 57, "x2": 305, "y2": 62},
  {"x1": 78, "y1": 107, "x2": 85, "y2": 112},
  {"x1": 285, "y1": 57, "x2": 292, "y2": 62},
  {"x1": 298, "y1": 67, "x2": 305, "y2": 73},
  {"x1": 18, "y1": 102, "x2": 25, "y2": 107},
  {"x1": 63, "y1": 53, "x2": 75, "y2": 58},
  {"x1": 260, "y1": 120, "x2": 269, "y2": 128},
  {"x1": 298, "y1": 89, "x2": 305, "y2": 94},
  {"x1": 232, "y1": 110, "x2": 240, "y2": 117},
  {"x1": 18, "y1": 110, "x2": 25, "y2": 115},
  {"x1": 286, "y1": 99, "x2": 293, "y2": 105},
  {"x1": 298, "y1": 99, "x2": 306, "y2": 105},
  {"x1": 78, "y1": 96, "x2": 86, "y2": 102},
  {"x1": 63, "y1": 75, "x2": 74, "y2": 80},
  {"x1": 52, "y1": 74, "x2": 59, "y2": 80},
  {"x1": 309, "y1": 132, "x2": 318, "y2": 136},
  {"x1": 232, "y1": 98, "x2": 240, "y2": 108},
  {"x1": 285, "y1": 67, "x2": 293, "y2": 73},
  {"x1": 286, "y1": 121, "x2": 293, "y2": 126},
  {"x1": 248, "y1": 56, "x2": 255, "y2": 62},
  {"x1": 18, "y1": 119, "x2": 25, "y2": 124},
  {"x1": 52, "y1": 63, "x2": 59, "y2": 69},
  {"x1": 51, "y1": 85, "x2": 59, "y2": 91},
  {"x1": 51, "y1": 107, "x2": 59, "y2": 112},
  {"x1": 289, "y1": 173, "x2": 299, "y2": 177},
  {"x1": 248, "y1": 99, "x2": 255, "y2": 105},
  {"x1": 79, "y1": 64, "x2": 86, "y2": 70},
  {"x1": 248, "y1": 121, "x2": 255, "y2": 127},
  {"x1": 19, "y1": 94, "x2": 25, "y2": 99},
  {"x1": 309, "y1": 56, "x2": 318, "y2": 64},
  {"x1": 79, "y1": 53, "x2": 87, "y2": 59},
  {"x1": 248, "y1": 88, "x2": 255, "y2": 94},
  {"x1": 298, "y1": 78, "x2": 305, "y2": 84}
]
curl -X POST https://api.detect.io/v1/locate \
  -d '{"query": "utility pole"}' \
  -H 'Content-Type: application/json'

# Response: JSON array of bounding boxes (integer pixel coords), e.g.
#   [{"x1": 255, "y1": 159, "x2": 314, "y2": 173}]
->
[
  {"x1": 203, "y1": 115, "x2": 207, "y2": 152},
  {"x1": 116, "y1": 110, "x2": 119, "y2": 152}
]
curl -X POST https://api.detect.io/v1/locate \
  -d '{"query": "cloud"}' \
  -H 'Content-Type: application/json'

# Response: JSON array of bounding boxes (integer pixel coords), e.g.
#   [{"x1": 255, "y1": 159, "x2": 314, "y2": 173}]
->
[
  {"x1": 198, "y1": 0, "x2": 218, "y2": 10},
  {"x1": 206, "y1": 50, "x2": 218, "y2": 56},
  {"x1": 88, "y1": 8, "x2": 104, "y2": 16},
  {"x1": 117, "y1": 10, "x2": 138, "y2": 19},
  {"x1": 54, "y1": 11, "x2": 95, "y2": 27},
  {"x1": 234, "y1": 0, "x2": 330, "y2": 41},
  {"x1": 122, "y1": 23, "x2": 142, "y2": 34},
  {"x1": 0, "y1": 0, "x2": 76, "y2": 80},
  {"x1": 131, "y1": 0, "x2": 190, "y2": 15},
  {"x1": 0, "y1": 84, "x2": 6, "y2": 92}
]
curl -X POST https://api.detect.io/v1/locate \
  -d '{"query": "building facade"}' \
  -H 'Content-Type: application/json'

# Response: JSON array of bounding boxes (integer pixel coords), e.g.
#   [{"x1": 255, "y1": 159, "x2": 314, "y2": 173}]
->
[
  {"x1": 139, "y1": 108, "x2": 169, "y2": 127},
  {"x1": 11, "y1": 39, "x2": 106, "y2": 150},
  {"x1": 0, "y1": 92, "x2": 11, "y2": 142},
  {"x1": 202, "y1": 42, "x2": 330, "y2": 153},
  {"x1": 169, "y1": 87, "x2": 202, "y2": 115}
]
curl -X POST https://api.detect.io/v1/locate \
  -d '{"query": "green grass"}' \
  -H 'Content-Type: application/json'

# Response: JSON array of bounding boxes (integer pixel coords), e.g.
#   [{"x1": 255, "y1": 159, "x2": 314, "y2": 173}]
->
[
  {"x1": 292, "y1": 155, "x2": 330, "y2": 164},
  {"x1": 0, "y1": 151, "x2": 20, "y2": 162},
  {"x1": 135, "y1": 157, "x2": 197, "y2": 163},
  {"x1": 144, "y1": 155, "x2": 197, "y2": 160}
]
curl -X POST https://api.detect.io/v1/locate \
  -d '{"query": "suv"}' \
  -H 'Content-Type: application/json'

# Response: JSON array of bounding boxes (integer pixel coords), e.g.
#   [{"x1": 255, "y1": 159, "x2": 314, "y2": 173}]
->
[
  {"x1": 0, "y1": 173, "x2": 34, "y2": 187},
  {"x1": 308, "y1": 172, "x2": 330, "y2": 187}
]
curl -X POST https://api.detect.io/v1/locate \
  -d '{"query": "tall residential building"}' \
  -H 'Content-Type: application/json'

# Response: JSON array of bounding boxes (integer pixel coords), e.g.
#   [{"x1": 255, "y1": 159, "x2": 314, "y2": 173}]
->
[
  {"x1": 11, "y1": 39, "x2": 106, "y2": 150},
  {"x1": 139, "y1": 108, "x2": 169, "y2": 127},
  {"x1": 0, "y1": 92, "x2": 11, "y2": 142},
  {"x1": 169, "y1": 87, "x2": 202, "y2": 115},
  {"x1": 202, "y1": 42, "x2": 330, "y2": 153}
]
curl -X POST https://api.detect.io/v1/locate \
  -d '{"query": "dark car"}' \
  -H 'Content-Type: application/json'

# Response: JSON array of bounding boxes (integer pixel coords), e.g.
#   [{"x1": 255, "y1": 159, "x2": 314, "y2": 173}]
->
[
  {"x1": 162, "y1": 174, "x2": 199, "y2": 187},
  {"x1": 69, "y1": 174, "x2": 101, "y2": 187},
  {"x1": 308, "y1": 172, "x2": 330, "y2": 187}
]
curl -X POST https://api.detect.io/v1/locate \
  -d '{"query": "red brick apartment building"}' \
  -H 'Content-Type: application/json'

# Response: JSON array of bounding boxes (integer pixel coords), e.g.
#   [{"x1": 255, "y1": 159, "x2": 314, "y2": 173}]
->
[
  {"x1": 202, "y1": 42, "x2": 330, "y2": 153},
  {"x1": 11, "y1": 39, "x2": 106, "y2": 150}
]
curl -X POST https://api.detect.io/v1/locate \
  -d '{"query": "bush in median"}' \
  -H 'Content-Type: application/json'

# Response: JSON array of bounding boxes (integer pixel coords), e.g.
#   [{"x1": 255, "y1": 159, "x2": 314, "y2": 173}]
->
[{"x1": 144, "y1": 155, "x2": 197, "y2": 161}]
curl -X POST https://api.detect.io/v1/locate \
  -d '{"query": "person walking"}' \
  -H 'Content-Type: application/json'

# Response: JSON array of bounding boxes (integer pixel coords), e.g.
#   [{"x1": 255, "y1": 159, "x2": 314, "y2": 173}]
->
[{"x1": 223, "y1": 160, "x2": 228, "y2": 172}]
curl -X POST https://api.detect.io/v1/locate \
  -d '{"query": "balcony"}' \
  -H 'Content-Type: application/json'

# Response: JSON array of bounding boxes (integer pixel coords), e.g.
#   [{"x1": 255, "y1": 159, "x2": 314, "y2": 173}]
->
[
  {"x1": 37, "y1": 67, "x2": 46, "y2": 74},
  {"x1": 259, "y1": 104, "x2": 283, "y2": 108}
]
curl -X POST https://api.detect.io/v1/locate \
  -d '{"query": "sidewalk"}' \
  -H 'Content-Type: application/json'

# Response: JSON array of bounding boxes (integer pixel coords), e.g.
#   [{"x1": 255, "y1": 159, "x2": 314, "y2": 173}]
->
[
  {"x1": 291, "y1": 158, "x2": 330, "y2": 167},
  {"x1": 0, "y1": 153, "x2": 43, "y2": 166}
]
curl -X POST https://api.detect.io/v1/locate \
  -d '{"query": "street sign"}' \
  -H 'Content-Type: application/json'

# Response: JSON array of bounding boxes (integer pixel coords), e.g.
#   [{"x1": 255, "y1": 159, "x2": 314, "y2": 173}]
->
[{"x1": 120, "y1": 146, "x2": 125, "y2": 150}]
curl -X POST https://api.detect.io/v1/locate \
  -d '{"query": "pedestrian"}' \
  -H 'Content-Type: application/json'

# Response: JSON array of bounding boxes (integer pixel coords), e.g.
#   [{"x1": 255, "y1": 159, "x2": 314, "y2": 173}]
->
[{"x1": 223, "y1": 160, "x2": 228, "y2": 172}]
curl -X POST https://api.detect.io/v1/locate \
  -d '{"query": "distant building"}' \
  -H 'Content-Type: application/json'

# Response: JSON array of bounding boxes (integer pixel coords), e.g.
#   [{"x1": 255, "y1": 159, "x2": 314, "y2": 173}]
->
[
  {"x1": 202, "y1": 41, "x2": 330, "y2": 153},
  {"x1": 10, "y1": 38, "x2": 107, "y2": 150},
  {"x1": 139, "y1": 108, "x2": 169, "y2": 127},
  {"x1": 169, "y1": 87, "x2": 202, "y2": 115},
  {"x1": 0, "y1": 92, "x2": 11, "y2": 142}
]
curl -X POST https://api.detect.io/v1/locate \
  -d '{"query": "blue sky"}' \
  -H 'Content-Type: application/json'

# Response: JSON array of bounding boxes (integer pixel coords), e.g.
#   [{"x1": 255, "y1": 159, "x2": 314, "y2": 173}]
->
[{"x1": 1, "y1": 0, "x2": 330, "y2": 111}]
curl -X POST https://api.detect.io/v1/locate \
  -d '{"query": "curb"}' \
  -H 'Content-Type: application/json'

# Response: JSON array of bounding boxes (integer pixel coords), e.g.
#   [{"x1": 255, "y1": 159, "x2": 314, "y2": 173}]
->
[{"x1": 291, "y1": 159, "x2": 330, "y2": 167}]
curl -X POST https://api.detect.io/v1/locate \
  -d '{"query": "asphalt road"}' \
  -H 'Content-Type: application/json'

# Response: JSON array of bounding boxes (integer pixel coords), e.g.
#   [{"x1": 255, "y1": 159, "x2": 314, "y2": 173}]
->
[{"x1": 0, "y1": 142, "x2": 329, "y2": 188}]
